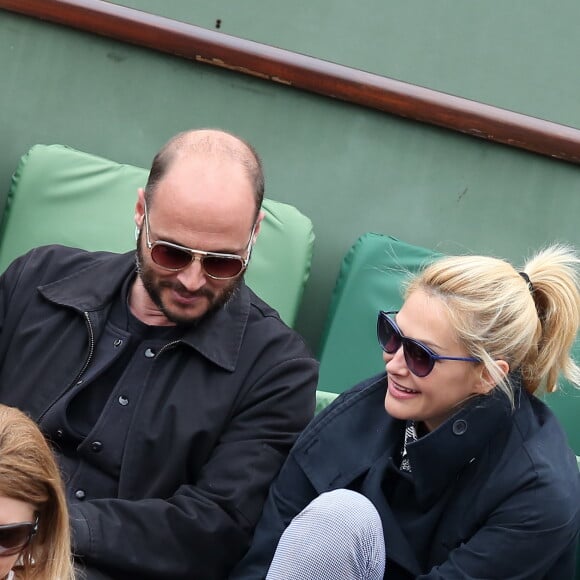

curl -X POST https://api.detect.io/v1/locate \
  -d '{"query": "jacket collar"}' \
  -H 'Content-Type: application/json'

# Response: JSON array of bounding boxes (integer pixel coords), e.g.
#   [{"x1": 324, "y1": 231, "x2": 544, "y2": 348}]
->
[
  {"x1": 297, "y1": 373, "x2": 516, "y2": 504},
  {"x1": 37, "y1": 251, "x2": 250, "y2": 371},
  {"x1": 406, "y1": 387, "x2": 513, "y2": 507}
]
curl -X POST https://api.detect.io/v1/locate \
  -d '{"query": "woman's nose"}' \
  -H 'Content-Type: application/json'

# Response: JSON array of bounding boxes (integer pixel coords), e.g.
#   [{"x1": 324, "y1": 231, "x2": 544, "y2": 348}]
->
[{"x1": 384, "y1": 344, "x2": 408, "y2": 374}]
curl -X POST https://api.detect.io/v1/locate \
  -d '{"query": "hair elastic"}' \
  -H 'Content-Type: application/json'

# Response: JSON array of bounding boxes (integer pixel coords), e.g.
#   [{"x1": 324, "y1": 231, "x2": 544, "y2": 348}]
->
[{"x1": 519, "y1": 271, "x2": 534, "y2": 293}]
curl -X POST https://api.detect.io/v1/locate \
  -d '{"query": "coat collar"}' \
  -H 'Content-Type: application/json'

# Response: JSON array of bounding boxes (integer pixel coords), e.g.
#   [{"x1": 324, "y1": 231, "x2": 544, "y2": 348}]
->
[
  {"x1": 406, "y1": 388, "x2": 513, "y2": 507},
  {"x1": 297, "y1": 373, "x2": 516, "y2": 504},
  {"x1": 37, "y1": 251, "x2": 251, "y2": 371}
]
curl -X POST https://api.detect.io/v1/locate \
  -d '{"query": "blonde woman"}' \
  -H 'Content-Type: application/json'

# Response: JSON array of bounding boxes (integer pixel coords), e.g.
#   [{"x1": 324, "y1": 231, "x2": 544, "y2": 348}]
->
[
  {"x1": 0, "y1": 405, "x2": 74, "y2": 580},
  {"x1": 232, "y1": 245, "x2": 580, "y2": 580}
]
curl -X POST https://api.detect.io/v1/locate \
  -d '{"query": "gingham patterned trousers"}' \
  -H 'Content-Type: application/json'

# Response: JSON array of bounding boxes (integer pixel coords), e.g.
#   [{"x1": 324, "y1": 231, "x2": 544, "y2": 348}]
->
[{"x1": 266, "y1": 489, "x2": 386, "y2": 580}]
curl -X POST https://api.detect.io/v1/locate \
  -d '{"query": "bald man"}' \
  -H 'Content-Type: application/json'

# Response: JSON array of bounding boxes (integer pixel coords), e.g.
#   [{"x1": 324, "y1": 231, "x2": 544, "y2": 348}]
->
[{"x1": 0, "y1": 130, "x2": 318, "y2": 579}]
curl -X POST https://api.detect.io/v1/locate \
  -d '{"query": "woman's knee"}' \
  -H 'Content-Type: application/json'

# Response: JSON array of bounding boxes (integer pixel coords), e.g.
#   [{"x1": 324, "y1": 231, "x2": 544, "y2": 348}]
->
[
  {"x1": 266, "y1": 489, "x2": 385, "y2": 580},
  {"x1": 299, "y1": 489, "x2": 383, "y2": 534}
]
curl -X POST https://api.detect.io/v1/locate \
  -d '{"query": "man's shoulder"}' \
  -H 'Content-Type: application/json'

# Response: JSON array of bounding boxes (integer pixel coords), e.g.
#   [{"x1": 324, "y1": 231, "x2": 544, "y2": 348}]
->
[
  {"x1": 4, "y1": 245, "x2": 126, "y2": 282},
  {"x1": 0, "y1": 246, "x2": 135, "y2": 312},
  {"x1": 244, "y1": 286, "x2": 308, "y2": 345},
  {"x1": 8, "y1": 244, "x2": 108, "y2": 268},
  {"x1": 246, "y1": 286, "x2": 282, "y2": 321}
]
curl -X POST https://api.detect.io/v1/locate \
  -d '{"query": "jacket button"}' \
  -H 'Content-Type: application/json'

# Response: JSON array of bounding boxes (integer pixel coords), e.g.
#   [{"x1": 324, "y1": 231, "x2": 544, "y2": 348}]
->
[
  {"x1": 118, "y1": 395, "x2": 129, "y2": 406},
  {"x1": 75, "y1": 489, "x2": 86, "y2": 500},
  {"x1": 90, "y1": 441, "x2": 103, "y2": 453},
  {"x1": 452, "y1": 419, "x2": 468, "y2": 435},
  {"x1": 114, "y1": 339, "x2": 123, "y2": 347},
  {"x1": 144, "y1": 348, "x2": 156, "y2": 358},
  {"x1": 55, "y1": 428, "x2": 64, "y2": 439}
]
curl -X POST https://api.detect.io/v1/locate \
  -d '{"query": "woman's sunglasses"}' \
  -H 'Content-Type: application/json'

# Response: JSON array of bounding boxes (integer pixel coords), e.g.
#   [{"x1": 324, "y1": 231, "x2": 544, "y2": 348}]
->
[
  {"x1": 0, "y1": 514, "x2": 39, "y2": 557},
  {"x1": 377, "y1": 311, "x2": 480, "y2": 377},
  {"x1": 143, "y1": 202, "x2": 256, "y2": 280}
]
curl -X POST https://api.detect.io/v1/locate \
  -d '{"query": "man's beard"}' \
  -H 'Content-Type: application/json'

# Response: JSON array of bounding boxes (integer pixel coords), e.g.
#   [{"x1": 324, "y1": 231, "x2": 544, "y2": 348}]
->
[{"x1": 136, "y1": 238, "x2": 242, "y2": 327}]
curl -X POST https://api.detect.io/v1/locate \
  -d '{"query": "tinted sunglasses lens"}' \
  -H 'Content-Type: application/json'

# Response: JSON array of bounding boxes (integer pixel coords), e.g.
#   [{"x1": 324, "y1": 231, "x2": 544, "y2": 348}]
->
[
  {"x1": 403, "y1": 340, "x2": 435, "y2": 377},
  {"x1": 0, "y1": 524, "x2": 32, "y2": 555},
  {"x1": 151, "y1": 244, "x2": 192, "y2": 270},
  {"x1": 378, "y1": 315, "x2": 401, "y2": 353},
  {"x1": 203, "y1": 256, "x2": 244, "y2": 279}
]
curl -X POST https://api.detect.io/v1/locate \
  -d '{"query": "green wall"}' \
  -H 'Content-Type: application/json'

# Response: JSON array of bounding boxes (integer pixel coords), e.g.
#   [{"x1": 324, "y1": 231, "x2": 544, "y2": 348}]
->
[
  {"x1": 115, "y1": 0, "x2": 580, "y2": 129},
  {"x1": 1, "y1": 8, "x2": 579, "y2": 356}
]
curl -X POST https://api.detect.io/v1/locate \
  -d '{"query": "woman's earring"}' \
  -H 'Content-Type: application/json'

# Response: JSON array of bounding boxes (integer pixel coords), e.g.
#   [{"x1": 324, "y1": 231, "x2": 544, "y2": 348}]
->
[{"x1": 135, "y1": 227, "x2": 141, "y2": 240}]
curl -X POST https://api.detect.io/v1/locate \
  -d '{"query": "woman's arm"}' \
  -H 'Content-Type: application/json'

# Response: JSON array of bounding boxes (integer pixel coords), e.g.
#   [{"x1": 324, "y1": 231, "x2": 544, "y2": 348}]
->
[{"x1": 421, "y1": 475, "x2": 580, "y2": 580}]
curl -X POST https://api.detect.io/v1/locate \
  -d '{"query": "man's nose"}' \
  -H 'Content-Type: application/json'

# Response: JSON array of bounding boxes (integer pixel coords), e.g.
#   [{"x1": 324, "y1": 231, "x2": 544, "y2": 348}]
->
[{"x1": 175, "y1": 257, "x2": 207, "y2": 292}]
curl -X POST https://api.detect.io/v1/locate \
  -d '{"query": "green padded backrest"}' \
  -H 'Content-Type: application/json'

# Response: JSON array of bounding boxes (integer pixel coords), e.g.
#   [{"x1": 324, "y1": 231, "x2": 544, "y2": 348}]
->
[
  {"x1": 317, "y1": 232, "x2": 580, "y2": 456},
  {"x1": 540, "y1": 340, "x2": 580, "y2": 455},
  {"x1": 0, "y1": 144, "x2": 314, "y2": 328},
  {"x1": 314, "y1": 389, "x2": 338, "y2": 415},
  {"x1": 318, "y1": 233, "x2": 441, "y2": 394}
]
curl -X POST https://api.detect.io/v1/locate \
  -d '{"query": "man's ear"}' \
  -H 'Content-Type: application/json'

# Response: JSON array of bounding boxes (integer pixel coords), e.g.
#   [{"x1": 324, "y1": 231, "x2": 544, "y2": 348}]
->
[
  {"x1": 252, "y1": 210, "x2": 265, "y2": 243},
  {"x1": 478, "y1": 359, "x2": 510, "y2": 394},
  {"x1": 135, "y1": 188, "x2": 146, "y2": 230}
]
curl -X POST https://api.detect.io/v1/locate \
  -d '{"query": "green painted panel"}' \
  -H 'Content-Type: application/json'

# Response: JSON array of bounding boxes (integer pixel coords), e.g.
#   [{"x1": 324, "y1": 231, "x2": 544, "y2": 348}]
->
[
  {"x1": 0, "y1": 11, "x2": 579, "y2": 356},
  {"x1": 114, "y1": 0, "x2": 580, "y2": 128}
]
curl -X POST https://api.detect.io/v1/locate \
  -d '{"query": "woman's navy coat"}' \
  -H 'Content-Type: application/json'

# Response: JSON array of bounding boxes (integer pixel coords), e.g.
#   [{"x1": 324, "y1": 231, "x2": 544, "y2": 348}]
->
[{"x1": 232, "y1": 374, "x2": 580, "y2": 579}]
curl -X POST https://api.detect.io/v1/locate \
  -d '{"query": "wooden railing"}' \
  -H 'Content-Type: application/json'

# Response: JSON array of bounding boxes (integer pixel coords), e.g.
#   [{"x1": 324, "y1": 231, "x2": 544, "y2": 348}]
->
[{"x1": 2, "y1": 0, "x2": 580, "y2": 164}]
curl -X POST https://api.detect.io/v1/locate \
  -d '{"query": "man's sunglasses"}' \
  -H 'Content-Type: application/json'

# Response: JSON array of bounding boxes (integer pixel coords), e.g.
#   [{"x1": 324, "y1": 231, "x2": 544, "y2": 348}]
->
[
  {"x1": 377, "y1": 311, "x2": 480, "y2": 377},
  {"x1": 0, "y1": 514, "x2": 39, "y2": 557},
  {"x1": 144, "y1": 201, "x2": 256, "y2": 280}
]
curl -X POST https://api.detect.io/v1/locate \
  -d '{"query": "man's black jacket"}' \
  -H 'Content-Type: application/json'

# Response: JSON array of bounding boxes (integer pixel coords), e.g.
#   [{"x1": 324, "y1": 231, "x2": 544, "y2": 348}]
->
[{"x1": 0, "y1": 245, "x2": 318, "y2": 579}]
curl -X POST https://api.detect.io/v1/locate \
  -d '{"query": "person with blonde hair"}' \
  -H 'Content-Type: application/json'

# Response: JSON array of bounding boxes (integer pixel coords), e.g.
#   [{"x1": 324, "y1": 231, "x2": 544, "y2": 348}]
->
[
  {"x1": 232, "y1": 244, "x2": 580, "y2": 579},
  {"x1": 0, "y1": 404, "x2": 74, "y2": 580}
]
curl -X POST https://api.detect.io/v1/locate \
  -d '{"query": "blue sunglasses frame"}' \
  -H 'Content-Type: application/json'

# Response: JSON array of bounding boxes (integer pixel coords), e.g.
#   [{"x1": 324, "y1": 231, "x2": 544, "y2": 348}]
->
[{"x1": 377, "y1": 310, "x2": 480, "y2": 377}]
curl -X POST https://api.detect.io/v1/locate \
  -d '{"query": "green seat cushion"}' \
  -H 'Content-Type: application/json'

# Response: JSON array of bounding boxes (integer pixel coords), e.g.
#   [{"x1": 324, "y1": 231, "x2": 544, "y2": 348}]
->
[
  {"x1": 0, "y1": 144, "x2": 314, "y2": 327},
  {"x1": 540, "y1": 337, "x2": 580, "y2": 455},
  {"x1": 315, "y1": 389, "x2": 339, "y2": 414},
  {"x1": 543, "y1": 393, "x2": 580, "y2": 457}
]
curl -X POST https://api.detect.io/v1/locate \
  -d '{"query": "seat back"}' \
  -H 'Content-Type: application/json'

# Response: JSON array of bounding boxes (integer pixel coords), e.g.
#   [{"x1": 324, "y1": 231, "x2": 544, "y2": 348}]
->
[
  {"x1": 317, "y1": 232, "x2": 580, "y2": 456},
  {"x1": 540, "y1": 341, "x2": 580, "y2": 455},
  {"x1": 0, "y1": 144, "x2": 314, "y2": 327}
]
